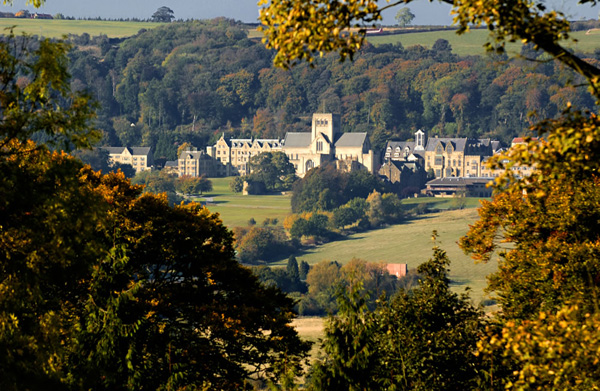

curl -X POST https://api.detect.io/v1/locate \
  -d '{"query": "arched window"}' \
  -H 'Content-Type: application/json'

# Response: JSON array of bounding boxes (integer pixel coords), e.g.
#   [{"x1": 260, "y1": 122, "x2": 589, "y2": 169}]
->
[{"x1": 306, "y1": 160, "x2": 315, "y2": 171}]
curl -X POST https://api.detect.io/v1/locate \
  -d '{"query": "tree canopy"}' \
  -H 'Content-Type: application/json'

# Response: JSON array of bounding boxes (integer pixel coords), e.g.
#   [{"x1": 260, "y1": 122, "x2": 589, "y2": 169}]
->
[
  {"x1": 395, "y1": 7, "x2": 415, "y2": 27},
  {"x1": 151, "y1": 6, "x2": 175, "y2": 22},
  {"x1": 259, "y1": 0, "x2": 600, "y2": 96},
  {"x1": 247, "y1": 151, "x2": 296, "y2": 192},
  {"x1": 0, "y1": 31, "x2": 309, "y2": 390},
  {"x1": 258, "y1": 0, "x2": 600, "y2": 388}
]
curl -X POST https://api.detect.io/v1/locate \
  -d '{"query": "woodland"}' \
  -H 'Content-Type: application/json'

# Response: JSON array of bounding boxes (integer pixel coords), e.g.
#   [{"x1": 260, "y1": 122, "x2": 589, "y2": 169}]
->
[
  {"x1": 60, "y1": 18, "x2": 599, "y2": 161},
  {"x1": 4, "y1": 0, "x2": 600, "y2": 388}
]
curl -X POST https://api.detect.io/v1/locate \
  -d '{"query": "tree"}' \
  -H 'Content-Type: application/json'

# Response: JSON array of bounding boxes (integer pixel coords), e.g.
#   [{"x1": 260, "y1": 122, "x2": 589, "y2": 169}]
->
[
  {"x1": 395, "y1": 7, "x2": 415, "y2": 27},
  {"x1": 460, "y1": 115, "x2": 600, "y2": 320},
  {"x1": 236, "y1": 226, "x2": 293, "y2": 264},
  {"x1": 0, "y1": 32, "x2": 99, "y2": 390},
  {"x1": 478, "y1": 305, "x2": 600, "y2": 390},
  {"x1": 258, "y1": 0, "x2": 600, "y2": 98},
  {"x1": 299, "y1": 260, "x2": 310, "y2": 280},
  {"x1": 151, "y1": 6, "x2": 175, "y2": 23},
  {"x1": 248, "y1": 151, "x2": 296, "y2": 192},
  {"x1": 308, "y1": 244, "x2": 484, "y2": 390},
  {"x1": 0, "y1": 21, "x2": 310, "y2": 391},
  {"x1": 372, "y1": 243, "x2": 485, "y2": 390},
  {"x1": 287, "y1": 255, "x2": 300, "y2": 280},
  {"x1": 230, "y1": 176, "x2": 244, "y2": 193},
  {"x1": 71, "y1": 185, "x2": 309, "y2": 390},
  {"x1": 176, "y1": 175, "x2": 213, "y2": 195},
  {"x1": 308, "y1": 281, "x2": 378, "y2": 391}
]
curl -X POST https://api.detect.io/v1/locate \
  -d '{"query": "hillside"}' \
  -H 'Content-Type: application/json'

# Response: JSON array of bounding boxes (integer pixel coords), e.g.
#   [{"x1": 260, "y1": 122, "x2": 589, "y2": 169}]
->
[{"x1": 0, "y1": 18, "x2": 162, "y2": 38}]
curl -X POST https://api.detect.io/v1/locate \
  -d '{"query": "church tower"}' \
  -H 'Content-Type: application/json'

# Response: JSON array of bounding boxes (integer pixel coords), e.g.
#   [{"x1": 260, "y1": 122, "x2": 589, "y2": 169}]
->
[{"x1": 311, "y1": 113, "x2": 341, "y2": 142}]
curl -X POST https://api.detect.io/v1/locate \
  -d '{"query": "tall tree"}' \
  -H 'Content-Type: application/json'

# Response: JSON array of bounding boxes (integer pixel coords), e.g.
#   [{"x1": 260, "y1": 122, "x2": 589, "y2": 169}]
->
[
  {"x1": 151, "y1": 6, "x2": 175, "y2": 23},
  {"x1": 247, "y1": 151, "x2": 296, "y2": 192},
  {"x1": 395, "y1": 7, "x2": 415, "y2": 27},
  {"x1": 0, "y1": 23, "x2": 310, "y2": 391},
  {"x1": 308, "y1": 244, "x2": 485, "y2": 390},
  {"x1": 0, "y1": 32, "x2": 99, "y2": 390}
]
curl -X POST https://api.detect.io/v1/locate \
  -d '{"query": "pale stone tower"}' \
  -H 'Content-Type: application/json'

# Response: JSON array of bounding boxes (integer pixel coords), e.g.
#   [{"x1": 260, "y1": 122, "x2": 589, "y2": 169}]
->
[{"x1": 311, "y1": 113, "x2": 341, "y2": 142}]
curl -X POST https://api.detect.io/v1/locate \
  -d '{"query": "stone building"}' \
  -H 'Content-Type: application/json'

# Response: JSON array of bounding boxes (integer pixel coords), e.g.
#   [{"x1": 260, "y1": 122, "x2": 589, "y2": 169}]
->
[
  {"x1": 282, "y1": 113, "x2": 374, "y2": 176},
  {"x1": 203, "y1": 113, "x2": 375, "y2": 178},
  {"x1": 383, "y1": 130, "x2": 502, "y2": 180},
  {"x1": 102, "y1": 146, "x2": 153, "y2": 174},
  {"x1": 177, "y1": 148, "x2": 217, "y2": 177},
  {"x1": 206, "y1": 136, "x2": 283, "y2": 177}
]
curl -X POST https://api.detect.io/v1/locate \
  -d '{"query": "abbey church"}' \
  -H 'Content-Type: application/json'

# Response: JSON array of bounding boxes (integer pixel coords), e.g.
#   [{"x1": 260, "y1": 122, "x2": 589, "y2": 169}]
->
[{"x1": 196, "y1": 113, "x2": 375, "y2": 177}]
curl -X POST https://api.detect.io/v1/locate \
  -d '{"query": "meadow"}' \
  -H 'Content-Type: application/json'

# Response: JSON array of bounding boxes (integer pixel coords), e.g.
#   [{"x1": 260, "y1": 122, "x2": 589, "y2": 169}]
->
[
  {"x1": 2, "y1": 19, "x2": 598, "y2": 56},
  {"x1": 0, "y1": 18, "x2": 162, "y2": 38},
  {"x1": 198, "y1": 177, "x2": 292, "y2": 227},
  {"x1": 366, "y1": 28, "x2": 600, "y2": 56},
  {"x1": 199, "y1": 177, "x2": 497, "y2": 306}
]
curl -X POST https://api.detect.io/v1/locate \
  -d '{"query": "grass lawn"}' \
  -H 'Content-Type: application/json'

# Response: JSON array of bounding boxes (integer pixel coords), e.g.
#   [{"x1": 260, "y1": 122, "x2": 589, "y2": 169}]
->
[
  {"x1": 0, "y1": 19, "x2": 163, "y2": 38},
  {"x1": 272, "y1": 207, "x2": 497, "y2": 306},
  {"x1": 196, "y1": 178, "x2": 496, "y2": 305},
  {"x1": 194, "y1": 177, "x2": 292, "y2": 228}
]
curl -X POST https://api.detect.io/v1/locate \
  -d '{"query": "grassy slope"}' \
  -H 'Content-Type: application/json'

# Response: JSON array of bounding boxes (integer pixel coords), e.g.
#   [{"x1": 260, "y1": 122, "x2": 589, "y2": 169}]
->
[
  {"x1": 0, "y1": 19, "x2": 163, "y2": 38},
  {"x1": 198, "y1": 177, "x2": 292, "y2": 228},
  {"x1": 200, "y1": 177, "x2": 495, "y2": 305},
  {"x1": 366, "y1": 28, "x2": 600, "y2": 56}
]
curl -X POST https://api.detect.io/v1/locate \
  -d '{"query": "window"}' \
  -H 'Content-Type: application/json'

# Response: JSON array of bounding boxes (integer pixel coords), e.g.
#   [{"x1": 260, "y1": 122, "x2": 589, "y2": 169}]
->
[
  {"x1": 316, "y1": 141, "x2": 323, "y2": 152},
  {"x1": 306, "y1": 160, "x2": 314, "y2": 171},
  {"x1": 434, "y1": 156, "x2": 443, "y2": 166}
]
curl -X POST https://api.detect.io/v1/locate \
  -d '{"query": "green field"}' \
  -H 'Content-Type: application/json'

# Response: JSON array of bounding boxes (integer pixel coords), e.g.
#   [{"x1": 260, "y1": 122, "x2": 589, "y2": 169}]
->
[
  {"x1": 197, "y1": 177, "x2": 292, "y2": 228},
  {"x1": 0, "y1": 19, "x2": 163, "y2": 38},
  {"x1": 366, "y1": 28, "x2": 600, "y2": 56},
  {"x1": 275, "y1": 208, "x2": 496, "y2": 305},
  {"x1": 198, "y1": 177, "x2": 496, "y2": 305}
]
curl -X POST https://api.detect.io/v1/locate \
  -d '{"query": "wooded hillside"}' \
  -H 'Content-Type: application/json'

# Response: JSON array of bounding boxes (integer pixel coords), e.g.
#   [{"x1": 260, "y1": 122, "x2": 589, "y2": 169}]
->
[{"x1": 62, "y1": 18, "x2": 599, "y2": 160}]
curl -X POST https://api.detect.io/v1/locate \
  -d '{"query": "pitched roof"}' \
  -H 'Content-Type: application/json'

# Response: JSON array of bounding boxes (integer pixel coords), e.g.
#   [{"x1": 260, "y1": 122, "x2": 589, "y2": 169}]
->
[
  {"x1": 283, "y1": 132, "x2": 312, "y2": 148},
  {"x1": 334, "y1": 132, "x2": 367, "y2": 147},
  {"x1": 179, "y1": 150, "x2": 209, "y2": 160},
  {"x1": 426, "y1": 177, "x2": 493, "y2": 186},
  {"x1": 102, "y1": 146, "x2": 126, "y2": 154},
  {"x1": 130, "y1": 147, "x2": 151, "y2": 156},
  {"x1": 425, "y1": 137, "x2": 468, "y2": 152},
  {"x1": 164, "y1": 160, "x2": 178, "y2": 168},
  {"x1": 101, "y1": 146, "x2": 151, "y2": 156}
]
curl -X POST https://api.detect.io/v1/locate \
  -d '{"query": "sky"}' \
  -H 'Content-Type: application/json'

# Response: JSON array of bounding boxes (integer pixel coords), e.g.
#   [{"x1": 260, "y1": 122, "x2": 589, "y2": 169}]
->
[{"x1": 0, "y1": 0, "x2": 597, "y2": 26}]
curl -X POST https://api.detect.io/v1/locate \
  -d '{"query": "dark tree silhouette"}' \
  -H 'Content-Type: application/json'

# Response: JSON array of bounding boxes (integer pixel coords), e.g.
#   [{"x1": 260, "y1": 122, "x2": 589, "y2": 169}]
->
[{"x1": 151, "y1": 6, "x2": 174, "y2": 23}]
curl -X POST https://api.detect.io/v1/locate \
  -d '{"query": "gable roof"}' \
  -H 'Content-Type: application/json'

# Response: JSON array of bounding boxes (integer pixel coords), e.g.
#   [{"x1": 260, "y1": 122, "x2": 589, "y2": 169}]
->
[
  {"x1": 283, "y1": 132, "x2": 312, "y2": 148},
  {"x1": 130, "y1": 147, "x2": 151, "y2": 156},
  {"x1": 334, "y1": 132, "x2": 367, "y2": 148},
  {"x1": 102, "y1": 146, "x2": 126, "y2": 155},
  {"x1": 386, "y1": 141, "x2": 425, "y2": 159},
  {"x1": 101, "y1": 146, "x2": 151, "y2": 157}
]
